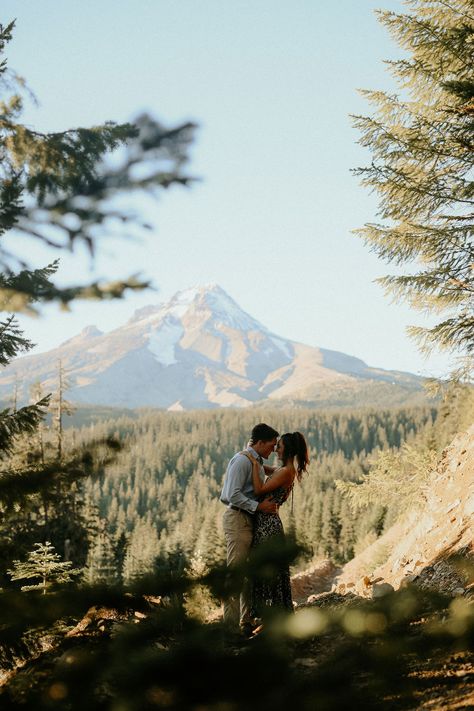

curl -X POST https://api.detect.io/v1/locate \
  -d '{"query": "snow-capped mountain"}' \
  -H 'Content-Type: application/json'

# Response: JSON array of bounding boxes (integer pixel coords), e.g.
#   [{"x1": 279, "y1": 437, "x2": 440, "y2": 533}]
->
[{"x1": 0, "y1": 284, "x2": 423, "y2": 409}]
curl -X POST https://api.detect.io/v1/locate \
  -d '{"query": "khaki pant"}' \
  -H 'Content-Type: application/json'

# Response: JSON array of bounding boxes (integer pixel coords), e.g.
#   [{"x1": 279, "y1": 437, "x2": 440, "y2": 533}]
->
[{"x1": 222, "y1": 508, "x2": 254, "y2": 629}]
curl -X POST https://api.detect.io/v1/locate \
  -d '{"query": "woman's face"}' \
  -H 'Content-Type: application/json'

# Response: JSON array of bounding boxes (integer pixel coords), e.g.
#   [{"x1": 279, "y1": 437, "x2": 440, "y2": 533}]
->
[{"x1": 276, "y1": 438, "x2": 285, "y2": 461}]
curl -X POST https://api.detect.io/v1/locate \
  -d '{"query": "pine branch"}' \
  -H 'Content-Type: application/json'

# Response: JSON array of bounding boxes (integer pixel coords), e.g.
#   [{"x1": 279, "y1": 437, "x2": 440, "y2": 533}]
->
[
  {"x1": 0, "y1": 314, "x2": 34, "y2": 364},
  {"x1": 435, "y1": 0, "x2": 474, "y2": 24},
  {"x1": 0, "y1": 436, "x2": 121, "y2": 505},
  {"x1": 354, "y1": 1, "x2": 474, "y2": 372},
  {"x1": 408, "y1": 315, "x2": 474, "y2": 354},
  {"x1": 0, "y1": 116, "x2": 197, "y2": 275},
  {"x1": 0, "y1": 396, "x2": 50, "y2": 456},
  {"x1": 0, "y1": 273, "x2": 152, "y2": 312}
]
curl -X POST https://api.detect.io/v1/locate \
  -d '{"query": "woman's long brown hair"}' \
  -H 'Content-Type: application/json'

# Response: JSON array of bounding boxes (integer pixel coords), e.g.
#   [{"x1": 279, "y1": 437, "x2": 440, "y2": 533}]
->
[{"x1": 280, "y1": 431, "x2": 309, "y2": 481}]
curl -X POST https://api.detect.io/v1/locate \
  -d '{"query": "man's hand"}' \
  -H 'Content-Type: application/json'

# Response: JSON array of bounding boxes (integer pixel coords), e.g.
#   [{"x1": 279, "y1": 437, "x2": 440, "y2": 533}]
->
[{"x1": 257, "y1": 500, "x2": 278, "y2": 514}]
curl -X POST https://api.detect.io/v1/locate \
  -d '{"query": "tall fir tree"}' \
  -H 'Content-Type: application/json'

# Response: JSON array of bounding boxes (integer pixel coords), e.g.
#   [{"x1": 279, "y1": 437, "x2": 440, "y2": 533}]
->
[
  {"x1": 0, "y1": 16, "x2": 195, "y2": 567},
  {"x1": 352, "y1": 0, "x2": 474, "y2": 375},
  {"x1": 122, "y1": 517, "x2": 160, "y2": 585},
  {"x1": 0, "y1": 16, "x2": 196, "y2": 669},
  {"x1": 51, "y1": 359, "x2": 74, "y2": 462}
]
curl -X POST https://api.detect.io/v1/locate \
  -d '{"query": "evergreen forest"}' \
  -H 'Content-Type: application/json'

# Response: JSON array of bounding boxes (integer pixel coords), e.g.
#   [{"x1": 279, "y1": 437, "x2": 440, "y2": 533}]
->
[{"x1": 4, "y1": 404, "x2": 438, "y2": 588}]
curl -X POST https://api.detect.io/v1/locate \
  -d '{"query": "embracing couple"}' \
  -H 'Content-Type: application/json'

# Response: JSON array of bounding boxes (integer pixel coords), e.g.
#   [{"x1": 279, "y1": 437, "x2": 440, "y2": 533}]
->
[{"x1": 220, "y1": 422, "x2": 309, "y2": 637}]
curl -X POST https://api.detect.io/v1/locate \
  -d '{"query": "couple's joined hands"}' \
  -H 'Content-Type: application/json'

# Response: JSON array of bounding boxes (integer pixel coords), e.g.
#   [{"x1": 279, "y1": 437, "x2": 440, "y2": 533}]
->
[{"x1": 257, "y1": 499, "x2": 278, "y2": 513}]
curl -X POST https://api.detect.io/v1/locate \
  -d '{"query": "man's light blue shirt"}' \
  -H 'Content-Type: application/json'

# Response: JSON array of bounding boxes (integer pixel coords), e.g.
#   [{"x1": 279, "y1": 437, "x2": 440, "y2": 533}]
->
[{"x1": 220, "y1": 446, "x2": 265, "y2": 514}]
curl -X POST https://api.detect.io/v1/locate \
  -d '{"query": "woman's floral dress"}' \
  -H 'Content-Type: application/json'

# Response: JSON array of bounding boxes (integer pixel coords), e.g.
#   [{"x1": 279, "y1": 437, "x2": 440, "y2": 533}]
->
[{"x1": 251, "y1": 483, "x2": 293, "y2": 615}]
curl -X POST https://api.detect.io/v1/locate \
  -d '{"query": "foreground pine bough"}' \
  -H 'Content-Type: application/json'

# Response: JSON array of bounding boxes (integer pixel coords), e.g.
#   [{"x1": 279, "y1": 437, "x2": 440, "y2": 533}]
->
[{"x1": 0, "y1": 545, "x2": 473, "y2": 710}]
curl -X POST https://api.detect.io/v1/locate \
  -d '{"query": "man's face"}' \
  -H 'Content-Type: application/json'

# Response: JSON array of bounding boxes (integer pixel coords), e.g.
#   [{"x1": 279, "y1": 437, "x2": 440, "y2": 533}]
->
[{"x1": 260, "y1": 438, "x2": 277, "y2": 460}]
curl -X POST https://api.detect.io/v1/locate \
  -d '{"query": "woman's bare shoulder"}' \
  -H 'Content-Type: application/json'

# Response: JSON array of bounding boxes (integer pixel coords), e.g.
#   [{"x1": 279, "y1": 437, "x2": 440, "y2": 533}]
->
[{"x1": 274, "y1": 465, "x2": 295, "y2": 480}]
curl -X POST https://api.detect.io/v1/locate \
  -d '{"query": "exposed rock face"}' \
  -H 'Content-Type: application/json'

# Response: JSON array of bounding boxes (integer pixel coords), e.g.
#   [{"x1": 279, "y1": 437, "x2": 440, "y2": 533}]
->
[
  {"x1": 291, "y1": 559, "x2": 341, "y2": 604},
  {"x1": 331, "y1": 424, "x2": 474, "y2": 599},
  {"x1": 2, "y1": 284, "x2": 423, "y2": 409}
]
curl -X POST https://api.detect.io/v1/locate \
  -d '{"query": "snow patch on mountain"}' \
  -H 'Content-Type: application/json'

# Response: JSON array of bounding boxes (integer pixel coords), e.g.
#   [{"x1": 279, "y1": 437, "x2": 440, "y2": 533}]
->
[
  {"x1": 204, "y1": 288, "x2": 263, "y2": 331},
  {"x1": 128, "y1": 305, "x2": 161, "y2": 323},
  {"x1": 147, "y1": 317, "x2": 183, "y2": 366},
  {"x1": 167, "y1": 286, "x2": 203, "y2": 318}
]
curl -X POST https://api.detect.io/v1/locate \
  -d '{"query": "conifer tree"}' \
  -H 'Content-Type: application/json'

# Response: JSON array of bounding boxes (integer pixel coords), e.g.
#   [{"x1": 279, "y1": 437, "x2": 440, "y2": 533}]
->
[
  {"x1": 0, "y1": 314, "x2": 50, "y2": 454},
  {"x1": 84, "y1": 529, "x2": 119, "y2": 585},
  {"x1": 0, "y1": 14, "x2": 196, "y2": 657},
  {"x1": 0, "y1": 18, "x2": 194, "y2": 309},
  {"x1": 353, "y1": 0, "x2": 474, "y2": 373},
  {"x1": 122, "y1": 518, "x2": 160, "y2": 585},
  {"x1": 8, "y1": 540, "x2": 80, "y2": 593},
  {"x1": 51, "y1": 359, "x2": 74, "y2": 461},
  {"x1": 28, "y1": 380, "x2": 46, "y2": 465},
  {"x1": 0, "y1": 16, "x2": 194, "y2": 566}
]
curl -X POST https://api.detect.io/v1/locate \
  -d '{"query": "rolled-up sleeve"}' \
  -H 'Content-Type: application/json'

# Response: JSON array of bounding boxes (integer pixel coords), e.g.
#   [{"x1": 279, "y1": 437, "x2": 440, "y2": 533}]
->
[{"x1": 220, "y1": 455, "x2": 259, "y2": 514}]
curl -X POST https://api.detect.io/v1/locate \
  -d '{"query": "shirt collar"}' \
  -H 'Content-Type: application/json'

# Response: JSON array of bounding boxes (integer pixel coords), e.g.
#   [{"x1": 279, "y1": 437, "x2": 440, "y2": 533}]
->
[{"x1": 247, "y1": 446, "x2": 263, "y2": 464}]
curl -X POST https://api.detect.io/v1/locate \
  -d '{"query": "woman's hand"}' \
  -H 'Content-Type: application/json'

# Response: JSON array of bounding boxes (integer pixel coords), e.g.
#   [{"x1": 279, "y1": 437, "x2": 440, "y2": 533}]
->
[
  {"x1": 240, "y1": 451, "x2": 264, "y2": 495},
  {"x1": 241, "y1": 451, "x2": 293, "y2": 501}
]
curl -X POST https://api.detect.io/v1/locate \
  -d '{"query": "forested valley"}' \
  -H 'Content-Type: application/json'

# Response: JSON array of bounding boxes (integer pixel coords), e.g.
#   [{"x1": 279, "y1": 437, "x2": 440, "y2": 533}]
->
[{"x1": 3, "y1": 404, "x2": 442, "y2": 589}]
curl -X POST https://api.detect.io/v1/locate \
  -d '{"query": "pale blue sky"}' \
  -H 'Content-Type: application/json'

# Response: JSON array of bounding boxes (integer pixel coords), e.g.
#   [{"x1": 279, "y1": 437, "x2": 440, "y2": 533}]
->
[{"x1": 2, "y1": 0, "x2": 452, "y2": 376}]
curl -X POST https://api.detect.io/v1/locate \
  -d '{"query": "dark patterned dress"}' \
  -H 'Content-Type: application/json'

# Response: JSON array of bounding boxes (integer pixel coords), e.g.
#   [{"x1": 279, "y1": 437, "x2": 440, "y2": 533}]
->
[{"x1": 251, "y1": 484, "x2": 294, "y2": 615}]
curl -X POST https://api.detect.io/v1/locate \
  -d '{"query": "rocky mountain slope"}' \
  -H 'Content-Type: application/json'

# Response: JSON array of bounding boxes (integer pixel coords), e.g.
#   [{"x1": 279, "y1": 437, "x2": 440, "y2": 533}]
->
[
  {"x1": 336, "y1": 423, "x2": 473, "y2": 597},
  {"x1": 2, "y1": 284, "x2": 425, "y2": 409},
  {"x1": 295, "y1": 424, "x2": 474, "y2": 603}
]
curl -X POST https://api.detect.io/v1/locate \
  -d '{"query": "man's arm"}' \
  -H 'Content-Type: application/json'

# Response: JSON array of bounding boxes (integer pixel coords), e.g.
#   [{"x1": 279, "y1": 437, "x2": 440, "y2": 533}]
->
[
  {"x1": 257, "y1": 499, "x2": 278, "y2": 513},
  {"x1": 225, "y1": 456, "x2": 258, "y2": 513},
  {"x1": 223, "y1": 456, "x2": 277, "y2": 514}
]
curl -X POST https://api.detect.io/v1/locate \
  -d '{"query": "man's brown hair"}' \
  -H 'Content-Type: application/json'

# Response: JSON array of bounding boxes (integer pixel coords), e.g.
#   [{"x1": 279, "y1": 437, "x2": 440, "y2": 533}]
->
[{"x1": 249, "y1": 423, "x2": 279, "y2": 443}]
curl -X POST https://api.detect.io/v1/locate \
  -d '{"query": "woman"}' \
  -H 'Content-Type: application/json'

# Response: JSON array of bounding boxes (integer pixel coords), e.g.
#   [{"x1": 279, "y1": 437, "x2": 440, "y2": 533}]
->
[{"x1": 243, "y1": 431, "x2": 309, "y2": 616}]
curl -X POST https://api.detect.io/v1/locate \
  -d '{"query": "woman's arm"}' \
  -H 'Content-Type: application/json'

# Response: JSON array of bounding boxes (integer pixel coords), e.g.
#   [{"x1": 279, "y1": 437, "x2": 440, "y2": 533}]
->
[
  {"x1": 242, "y1": 453, "x2": 293, "y2": 496},
  {"x1": 256, "y1": 466, "x2": 293, "y2": 496}
]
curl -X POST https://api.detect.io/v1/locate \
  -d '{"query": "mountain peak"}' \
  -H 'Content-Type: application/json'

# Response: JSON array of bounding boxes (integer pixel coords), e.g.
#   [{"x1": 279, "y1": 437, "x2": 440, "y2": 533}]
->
[
  {"x1": 128, "y1": 284, "x2": 265, "y2": 333},
  {"x1": 2, "y1": 284, "x2": 424, "y2": 410},
  {"x1": 171, "y1": 283, "x2": 224, "y2": 306},
  {"x1": 129, "y1": 284, "x2": 226, "y2": 324},
  {"x1": 60, "y1": 325, "x2": 103, "y2": 347},
  {"x1": 172, "y1": 284, "x2": 265, "y2": 332}
]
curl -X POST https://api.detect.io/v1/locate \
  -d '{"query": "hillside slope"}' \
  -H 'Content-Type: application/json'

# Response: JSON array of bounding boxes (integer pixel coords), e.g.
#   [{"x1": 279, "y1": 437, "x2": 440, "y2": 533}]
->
[{"x1": 316, "y1": 424, "x2": 474, "y2": 599}]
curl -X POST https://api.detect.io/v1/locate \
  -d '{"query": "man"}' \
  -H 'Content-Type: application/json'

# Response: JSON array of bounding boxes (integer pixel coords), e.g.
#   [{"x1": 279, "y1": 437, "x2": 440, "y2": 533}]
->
[{"x1": 220, "y1": 422, "x2": 279, "y2": 636}]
